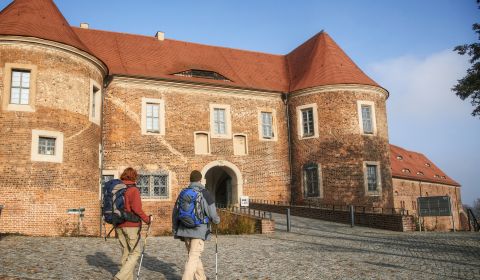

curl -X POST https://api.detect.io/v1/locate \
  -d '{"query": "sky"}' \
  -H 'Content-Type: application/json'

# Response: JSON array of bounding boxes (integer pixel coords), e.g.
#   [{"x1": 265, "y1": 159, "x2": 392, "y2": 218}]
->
[{"x1": 1, "y1": 0, "x2": 478, "y2": 205}]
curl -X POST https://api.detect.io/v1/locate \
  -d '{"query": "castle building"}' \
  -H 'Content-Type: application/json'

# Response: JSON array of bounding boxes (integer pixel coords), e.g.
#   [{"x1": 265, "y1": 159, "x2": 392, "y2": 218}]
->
[{"x1": 0, "y1": 0, "x2": 463, "y2": 236}]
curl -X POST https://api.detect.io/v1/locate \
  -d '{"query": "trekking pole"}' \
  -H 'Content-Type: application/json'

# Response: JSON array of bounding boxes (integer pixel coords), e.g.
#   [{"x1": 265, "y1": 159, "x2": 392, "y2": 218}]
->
[
  {"x1": 215, "y1": 225, "x2": 218, "y2": 280},
  {"x1": 136, "y1": 215, "x2": 152, "y2": 280}
]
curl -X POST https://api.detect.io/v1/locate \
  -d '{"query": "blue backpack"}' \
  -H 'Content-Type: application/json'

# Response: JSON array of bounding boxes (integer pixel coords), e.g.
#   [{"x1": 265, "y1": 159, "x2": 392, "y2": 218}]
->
[
  {"x1": 102, "y1": 179, "x2": 140, "y2": 226},
  {"x1": 176, "y1": 188, "x2": 209, "y2": 228}
]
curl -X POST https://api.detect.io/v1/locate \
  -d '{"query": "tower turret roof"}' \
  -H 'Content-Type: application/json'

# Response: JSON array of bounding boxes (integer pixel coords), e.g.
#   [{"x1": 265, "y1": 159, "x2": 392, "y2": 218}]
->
[{"x1": 0, "y1": 0, "x2": 91, "y2": 54}]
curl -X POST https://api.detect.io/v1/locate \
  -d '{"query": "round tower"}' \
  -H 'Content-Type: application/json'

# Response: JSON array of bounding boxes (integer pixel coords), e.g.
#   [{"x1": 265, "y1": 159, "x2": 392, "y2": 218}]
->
[
  {"x1": 286, "y1": 32, "x2": 393, "y2": 209},
  {"x1": 0, "y1": 0, "x2": 107, "y2": 236}
]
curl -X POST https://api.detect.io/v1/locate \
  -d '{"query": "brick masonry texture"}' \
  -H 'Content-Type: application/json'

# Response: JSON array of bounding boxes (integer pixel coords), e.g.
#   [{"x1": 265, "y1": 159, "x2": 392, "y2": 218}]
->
[
  {"x1": 102, "y1": 80, "x2": 291, "y2": 235},
  {"x1": 393, "y1": 178, "x2": 465, "y2": 231},
  {"x1": 0, "y1": 43, "x2": 103, "y2": 236},
  {"x1": 288, "y1": 89, "x2": 393, "y2": 208}
]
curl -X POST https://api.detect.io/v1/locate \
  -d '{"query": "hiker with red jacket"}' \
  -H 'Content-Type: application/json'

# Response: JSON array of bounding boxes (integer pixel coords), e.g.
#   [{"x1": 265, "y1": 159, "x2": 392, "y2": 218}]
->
[{"x1": 114, "y1": 167, "x2": 151, "y2": 280}]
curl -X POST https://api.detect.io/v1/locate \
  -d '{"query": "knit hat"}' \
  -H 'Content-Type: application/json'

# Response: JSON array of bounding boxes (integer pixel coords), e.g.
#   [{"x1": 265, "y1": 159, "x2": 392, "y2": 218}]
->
[{"x1": 190, "y1": 170, "x2": 202, "y2": 182}]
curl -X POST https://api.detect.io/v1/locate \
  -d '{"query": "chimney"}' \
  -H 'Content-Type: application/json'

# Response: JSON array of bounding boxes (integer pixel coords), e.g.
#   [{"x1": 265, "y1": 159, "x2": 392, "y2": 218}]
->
[
  {"x1": 155, "y1": 31, "x2": 165, "y2": 41},
  {"x1": 80, "y1": 23, "x2": 89, "y2": 29}
]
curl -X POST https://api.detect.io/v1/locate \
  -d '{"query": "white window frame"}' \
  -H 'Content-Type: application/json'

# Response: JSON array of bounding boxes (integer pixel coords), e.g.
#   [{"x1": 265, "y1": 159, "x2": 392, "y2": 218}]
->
[
  {"x1": 296, "y1": 103, "x2": 319, "y2": 139},
  {"x1": 194, "y1": 131, "x2": 211, "y2": 155},
  {"x1": 210, "y1": 104, "x2": 231, "y2": 139},
  {"x1": 2, "y1": 63, "x2": 37, "y2": 112},
  {"x1": 89, "y1": 80, "x2": 102, "y2": 125},
  {"x1": 302, "y1": 163, "x2": 323, "y2": 198},
  {"x1": 31, "y1": 130, "x2": 64, "y2": 163},
  {"x1": 233, "y1": 133, "x2": 248, "y2": 156},
  {"x1": 258, "y1": 109, "x2": 278, "y2": 141},
  {"x1": 363, "y1": 161, "x2": 382, "y2": 196},
  {"x1": 137, "y1": 171, "x2": 172, "y2": 201},
  {"x1": 141, "y1": 98, "x2": 166, "y2": 136},
  {"x1": 357, "y1": 100, "x2": 377, "y2": 135}
]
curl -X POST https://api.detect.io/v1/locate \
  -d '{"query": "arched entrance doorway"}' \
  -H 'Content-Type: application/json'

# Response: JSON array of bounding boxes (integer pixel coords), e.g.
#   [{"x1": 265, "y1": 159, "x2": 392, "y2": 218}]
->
[{"x1": 201, "y1": 160, "x2": 243, "y2": 206}]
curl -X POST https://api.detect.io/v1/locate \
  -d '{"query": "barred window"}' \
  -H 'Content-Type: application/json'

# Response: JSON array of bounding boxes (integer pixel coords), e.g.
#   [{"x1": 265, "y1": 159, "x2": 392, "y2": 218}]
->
[
  {"x1": 361, "y1": 105, "x2": 373, "y2": 134},
  {"x1": 301, "y1": 108, "x2": 314, "y2": 137},
  {"x1": 137, "y1": 174, "x2": 169, "y2": 198},
  {"x1": 366, "y1": 164, "x2": 378, "y2": 191},
  {"x1": 10, "y1": 70, "x2": 30, "y2": 105},
  {"x1": 304, "y1": 163, "x2": 320, "y2": 197},
  {"x1": 261, "y1": 112, "x2": 273, "y2": 138},
  {"x1": 38, "y1": 137, "x2": 56, "y2": 155}
]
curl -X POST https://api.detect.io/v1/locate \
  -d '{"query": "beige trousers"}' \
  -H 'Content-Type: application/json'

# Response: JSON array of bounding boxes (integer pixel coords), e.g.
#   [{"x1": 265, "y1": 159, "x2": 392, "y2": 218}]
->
[
  {"x1": 182, "y1": 238, "x2": 206, "y2": 280},
  {"x1": 115, "y1": 227, "x2": 142, "y2": 280}
]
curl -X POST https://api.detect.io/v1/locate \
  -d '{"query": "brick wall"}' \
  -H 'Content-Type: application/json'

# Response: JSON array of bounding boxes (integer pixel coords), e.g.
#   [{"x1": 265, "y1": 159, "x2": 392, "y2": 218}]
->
[
  {"x1": 250, "y1": 203, "x2": 415, "y2": 232},
  {"x1": 103, "y1": 78, "x2": 291, "y2": 235},
  {"x1": 0, "y1": 42, "x2": 104, "y2": 236},
  {"x1": 392, "y1": 178, "x2": 464, "y2": 231},
  {"x1": 288, "y1": 87, "x2": 393, "y2": 209}
]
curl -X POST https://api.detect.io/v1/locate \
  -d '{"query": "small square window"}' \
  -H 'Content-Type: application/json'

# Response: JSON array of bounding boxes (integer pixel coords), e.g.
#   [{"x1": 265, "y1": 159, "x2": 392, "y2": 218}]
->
[{"x1": 38, "y1": 137, "x2": 56, "y2": 155}]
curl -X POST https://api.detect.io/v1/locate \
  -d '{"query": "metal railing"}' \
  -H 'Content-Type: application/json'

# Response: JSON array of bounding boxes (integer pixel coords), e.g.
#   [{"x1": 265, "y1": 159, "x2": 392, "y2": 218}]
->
[
  {"x1": 467, "y1": 208, "x2": 480, "y2": 232},
  {"x1": 249, "y1": 199, "x2": 410, "y2": 216},
  {"x1": 216, "y1": 204, "x2": 273, "y2": 220}
]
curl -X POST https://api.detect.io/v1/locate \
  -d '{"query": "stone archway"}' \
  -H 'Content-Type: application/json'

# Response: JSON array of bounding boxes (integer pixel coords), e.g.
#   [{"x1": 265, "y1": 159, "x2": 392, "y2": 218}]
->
[{"x1": 201, "y1": 160, "x2": 243, "y2": 206}]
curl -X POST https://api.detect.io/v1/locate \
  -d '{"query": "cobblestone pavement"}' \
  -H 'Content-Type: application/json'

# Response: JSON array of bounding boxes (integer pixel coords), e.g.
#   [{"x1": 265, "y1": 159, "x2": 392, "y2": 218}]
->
[{"x1": 1, "y1": 214, "x2": 479, "y2": 280}]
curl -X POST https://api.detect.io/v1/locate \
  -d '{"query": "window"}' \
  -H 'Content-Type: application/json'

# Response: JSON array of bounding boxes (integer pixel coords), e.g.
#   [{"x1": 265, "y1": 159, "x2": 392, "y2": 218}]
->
[
  {"x1": 396, "y1": 155, "x2": 403, "y2": 160},
  {"x1": 302, "y1": 108, "x2": 315, "y2": 137},
  {"x1": 296, "y1": 104, "x2": 319, "y2": 139},
  {"x1": 210, "y1": 104, "x2": 231, "y2": 138},
  {"x1": 141, "y1": 98, "x2": 165, "y2": 135},
  {"x1": 364, "y1": 161, "x2": 381, "y2": 195},
  {"x1": 173, "y1": 69, "x2": 231, "y2": 81},
  {"x1": 361, "y1": 105, "x2": 373, "y2": 134},
  {"x1": 261, "y1": 112, "x2": 273, "y2": 138},
  {"x1": 402, "y1": 168, "x2": 411, "y2": 173},
  {"x1": 357, "y1": 101, "x2": 377, "y2": 135},
  {"x1": 137, "y1": 174, "x2": 169, "y2": 199},
  {"x1": 31, "y1": 130, "x2": 64, "y2": 163},
  {"x1": 10, "y1": 70, "x2": 30, "y2": 105},
  {"x1": 194, "y1": 132, "x2": 210, "y2": 154},
  {"x1": 366, "y1": 165, "x2": 378, "y2": 191},
  {"x1": 214, "y1": 108, "x2": 226, "y2": 135},
  {"x1": 3, "y1": 63, "x2": 37, "y2": 112},
  {"x1": 89, "y1": 80, "x2": 102, "y2": 124},
  {"x1": 303, "y1": 163, "x2": 320, "y2": 198},
  {"x1": 146, "y1": 103, "x2": 160, "y2": 133},
  {"x1": 233, "y1": 134, "x2": 248, "y2": 155},
  {"x1": 38, "y1": 137, "x2": 56, "y2": 155}
]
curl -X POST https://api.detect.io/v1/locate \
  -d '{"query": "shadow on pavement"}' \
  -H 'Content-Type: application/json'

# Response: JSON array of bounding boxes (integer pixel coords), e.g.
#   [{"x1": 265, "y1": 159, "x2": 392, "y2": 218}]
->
[
  {"x1": 86, "y1": 252, "x2": 118, "y2": 276},
  {"x1": 141, "y1": 253, "x2": 182, "y2": 280}
]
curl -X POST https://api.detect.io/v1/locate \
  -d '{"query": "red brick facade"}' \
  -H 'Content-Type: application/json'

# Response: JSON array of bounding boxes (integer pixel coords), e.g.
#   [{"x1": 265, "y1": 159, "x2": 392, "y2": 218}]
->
[{"x1": 0, "y1": 0, "x2": 462, "y2": 236}]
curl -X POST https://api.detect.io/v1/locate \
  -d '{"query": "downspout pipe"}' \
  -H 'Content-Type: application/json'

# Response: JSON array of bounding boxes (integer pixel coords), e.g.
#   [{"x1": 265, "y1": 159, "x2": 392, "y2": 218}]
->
[{"x1": 282, "y1": 92, "x2": 294, "y2": 205}]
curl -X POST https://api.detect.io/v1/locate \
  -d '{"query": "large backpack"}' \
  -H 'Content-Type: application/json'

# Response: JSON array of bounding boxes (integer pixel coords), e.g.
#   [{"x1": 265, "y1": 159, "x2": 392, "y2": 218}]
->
[
  {"x1": 176, "y1": 188, "x2": 209, "y2": 228},
  {"x1": 102, "y1": 179, "x2": 141, "y2": 226}
]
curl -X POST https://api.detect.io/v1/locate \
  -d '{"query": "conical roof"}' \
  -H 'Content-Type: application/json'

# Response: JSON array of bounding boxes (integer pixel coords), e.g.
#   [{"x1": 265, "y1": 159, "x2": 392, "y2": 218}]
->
[
  {"x1": 286, "y1": 31, "x2": 379, "y2": 92},
  {"x1": 0, "y1": 0, "x2": 91, "y2": 54}
]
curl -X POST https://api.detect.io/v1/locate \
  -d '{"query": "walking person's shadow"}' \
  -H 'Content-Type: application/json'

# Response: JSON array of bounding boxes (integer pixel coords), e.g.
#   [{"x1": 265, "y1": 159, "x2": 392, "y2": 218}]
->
[
  {"x1": 141, "y1": 253, "x2": 182, "y2": 280},
  {"x1": 86, "y1": 252, "x2": 119, "y2": 276}
]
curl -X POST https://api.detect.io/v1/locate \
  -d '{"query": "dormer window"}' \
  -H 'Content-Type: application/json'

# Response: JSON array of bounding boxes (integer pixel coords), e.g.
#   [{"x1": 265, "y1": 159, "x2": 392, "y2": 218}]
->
[
  {"x1": 416, "y1": 171, "x2": 424, "y2": 175},
  {"x1": 173, "y1": 69, "x2": 231, "y2": 82},
  {"x1": 396, "y1": 155, "x2": 403, "y2": 160},
  {"x1": 425, "y1": 163, "x2": 431, "y2": 167},
  {"x1": 434, "y1": 174, "x2": 440, "y2": 178},
  {"x1": 402, "y1": 168, "x2": 411, "y2": 173}
]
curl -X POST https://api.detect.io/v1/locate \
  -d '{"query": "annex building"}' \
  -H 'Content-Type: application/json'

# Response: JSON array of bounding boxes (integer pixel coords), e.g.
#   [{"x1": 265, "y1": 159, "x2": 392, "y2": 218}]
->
[{"x1": 0, "y1": 0, "x2": 465, "y2": 236}]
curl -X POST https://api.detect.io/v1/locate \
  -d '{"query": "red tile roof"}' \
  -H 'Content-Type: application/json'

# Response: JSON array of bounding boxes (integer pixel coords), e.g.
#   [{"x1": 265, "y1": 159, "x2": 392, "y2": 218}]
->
[
  {"x1": 0, "y1": 0, "x2": 381, "y2": 93},
  {"x1": 390, "y1": 144, "x2": 460, "y2": 186},
  {"x1": 0, "y1": 0, "x2": 91, "y2": 54},
  {"x1": 286, "y1": 31, "x2": 380, "y2": 92}
]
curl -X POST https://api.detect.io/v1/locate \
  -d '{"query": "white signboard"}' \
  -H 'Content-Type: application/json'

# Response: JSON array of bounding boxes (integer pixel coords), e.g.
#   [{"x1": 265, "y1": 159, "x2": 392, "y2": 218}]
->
[{"x1": 240, "y1": 196, "x2": 249, "y2": 207}]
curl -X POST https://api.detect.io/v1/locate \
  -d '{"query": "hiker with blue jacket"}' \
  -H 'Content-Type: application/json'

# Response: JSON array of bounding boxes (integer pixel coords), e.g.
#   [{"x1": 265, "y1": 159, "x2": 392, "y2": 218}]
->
[{"x1": 172, "y1": 170, "x2": 220, "y2": 280}]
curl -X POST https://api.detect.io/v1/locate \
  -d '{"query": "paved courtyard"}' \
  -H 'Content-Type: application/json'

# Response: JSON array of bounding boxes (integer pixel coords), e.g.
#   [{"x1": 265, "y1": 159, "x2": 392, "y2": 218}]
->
[{"x1": 1, "y1": 214, "x2": 479, "y2": 280}]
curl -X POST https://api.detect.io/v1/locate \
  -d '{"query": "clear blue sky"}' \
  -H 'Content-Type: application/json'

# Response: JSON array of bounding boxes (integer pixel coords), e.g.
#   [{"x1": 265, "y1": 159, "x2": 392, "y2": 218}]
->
[{"x1": 2, "y1": 0, "x2": 478, "y2": 205}]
